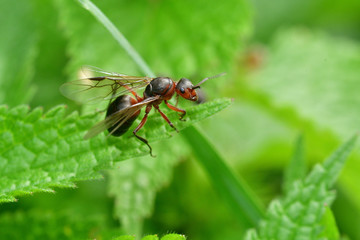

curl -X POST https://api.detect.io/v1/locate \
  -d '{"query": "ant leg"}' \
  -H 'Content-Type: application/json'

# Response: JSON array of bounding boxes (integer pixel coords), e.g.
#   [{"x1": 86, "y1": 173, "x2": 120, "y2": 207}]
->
[
  {"x1": 133, "y1": 105, "x2": 154, "y2": 157},
  {"x1": 154, "y1": 105, "x2": 179, "y2": 133},
  {"x1": 121, "y1": 85, "x2": 143, "y2": 102},
  {"x1": 164, "y1": 100, "x2": 186, "y2": 120}
]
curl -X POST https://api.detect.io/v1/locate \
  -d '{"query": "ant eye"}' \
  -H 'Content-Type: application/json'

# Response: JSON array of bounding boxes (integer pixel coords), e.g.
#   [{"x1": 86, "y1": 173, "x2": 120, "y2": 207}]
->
[{"x1": 180, "y1": 87, "x2": 185, "y2": 94}]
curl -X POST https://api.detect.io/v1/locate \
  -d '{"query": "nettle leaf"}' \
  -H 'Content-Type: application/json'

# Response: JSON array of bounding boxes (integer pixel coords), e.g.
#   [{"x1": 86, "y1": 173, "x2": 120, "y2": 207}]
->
[
  {"x1": 108, "y1": 136, "x2": 190, "y2": 235},
  {"x1": 114, "y1": 234, "x2": 186, "y2": 240},
  {"x1": 249, "y1": 29, "x2": 360, "y2": 223},
  {"x1": 318, "y1": 206, "x2": 340, "y2": 240},
  {"x1": 0, "y1": 105, "x2": 111, "y2": 203},
  {"x1": 251, "y1": 29, "x2": 360, "y2": 140},
  {"x1": 245, "y1": 135, "x2": 357, "y2": 240},
  {"x1": 0, "y1": 0, "x2": 37, "y2": 106},
  {"x1": 283, "y1": 135, "x2": 306, "y2": 194},
  {"x1": 0, "y1": 209, "x2": 121, "y2": 239},
  {"x1": 160, "y1": 234, "x2": 186, "y2": 240},
  {"x1": 107, "y1": 98, "x2": 232, "y2": 160},
  {"x1": 0, "y1": 98, "x2": 230, "y2": 202}
]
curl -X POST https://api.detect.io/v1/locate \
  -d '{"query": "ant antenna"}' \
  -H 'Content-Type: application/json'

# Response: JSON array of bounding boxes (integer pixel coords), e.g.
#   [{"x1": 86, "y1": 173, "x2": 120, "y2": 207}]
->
[{"x1": 192, "y1": 72, "x2": 226, "y2": 89}]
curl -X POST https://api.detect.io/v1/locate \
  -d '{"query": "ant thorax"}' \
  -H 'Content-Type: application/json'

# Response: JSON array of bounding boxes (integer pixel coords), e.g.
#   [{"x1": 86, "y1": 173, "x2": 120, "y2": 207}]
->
[{"x1": 144, "y1": 77, "x2": 175, "y2": 99}]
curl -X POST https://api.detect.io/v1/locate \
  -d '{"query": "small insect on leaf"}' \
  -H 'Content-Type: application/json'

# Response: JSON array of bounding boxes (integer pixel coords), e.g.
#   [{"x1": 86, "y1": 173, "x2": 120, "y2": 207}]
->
[{"x1": 60, "y1": 66, "x2": 226, "y2": 156}]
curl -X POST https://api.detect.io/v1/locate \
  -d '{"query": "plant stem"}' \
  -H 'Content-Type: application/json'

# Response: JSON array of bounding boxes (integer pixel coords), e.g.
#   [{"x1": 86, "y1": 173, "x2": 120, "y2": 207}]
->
[
  {"x1": 182, "y1": 126, "x2": 265, "y2": 226},
  {"x1": 78, "y1": 0, "x2": 155, "y2": 78}
]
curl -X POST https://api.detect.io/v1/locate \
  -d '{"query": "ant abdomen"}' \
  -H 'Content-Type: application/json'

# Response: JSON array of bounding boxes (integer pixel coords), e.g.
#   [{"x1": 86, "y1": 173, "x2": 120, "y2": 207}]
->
[{"x1": 106, "y1": 95, "x2": 140, "y2": 136}]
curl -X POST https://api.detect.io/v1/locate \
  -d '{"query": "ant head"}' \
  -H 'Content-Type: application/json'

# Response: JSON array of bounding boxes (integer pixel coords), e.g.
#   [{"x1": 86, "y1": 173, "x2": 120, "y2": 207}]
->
[
  {"x1": 175, "y1": 73, "x2": 226, "y2": 101},
  {"x1": 175, "y1": 78, "x2": 198, "y2": 101}
]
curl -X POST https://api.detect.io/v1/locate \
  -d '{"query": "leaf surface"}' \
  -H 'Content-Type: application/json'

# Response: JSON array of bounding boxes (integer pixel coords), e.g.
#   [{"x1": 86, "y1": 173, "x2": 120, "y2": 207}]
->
[
  {"x1": 245, "y1": 135, "x2": 357, "y2": 240},
  {"x1": 0, "y1": 98, "x2": 230, "y2": 202}
]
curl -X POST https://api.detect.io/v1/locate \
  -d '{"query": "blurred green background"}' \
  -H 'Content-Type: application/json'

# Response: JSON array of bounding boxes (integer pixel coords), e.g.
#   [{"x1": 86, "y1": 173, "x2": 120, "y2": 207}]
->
[{"x1": 1, "y1": 0, "x2": 360, "y2": 239}]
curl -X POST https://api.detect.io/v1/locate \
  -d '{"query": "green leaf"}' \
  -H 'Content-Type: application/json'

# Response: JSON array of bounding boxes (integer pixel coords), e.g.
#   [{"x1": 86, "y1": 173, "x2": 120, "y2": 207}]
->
[
  {"x1": 283, "y1": 135, "x2": 306, "y2": 194},
  {"x1": 244, "y1": 229, "x2": 260, "y2": 240},
  {"x1": 113, "y1": 236, "x2": 136, "y2": 240},
  {"x1": 113, "y1": 234, "x2": 186, "y2": 240},
  {"x1": 199, "y1": 100, "x2": 296, "y2": 167},
  {"x1": 248, "y1": 29, "x2": 360, "y2": 234},
  {"x1": 182, "y1": 126, "x2": 265, "y2": 227},
  {"x1": 0, "y1": 1, "x2": 37, "y2": 106},
  {"x1": 318, "y1": 206, "x2": 340, "y2": 240},
  {"x1": 160, "y1": 234, "x2": 186, "y2": 240},
  {"x1": 245, "y1": 135, "x2": 357, "y2": 239},
  {"x1": 0, "y1": 209, "x2": 121, "y2": 239},
  {"x1": 0, "y1": 105, "x2": 109, "y2": 202},
  {"x1": 108, "y1": 136, "x2": 190, "y2": 235},
  {"x1": 0, "y1": 99, "x2": 229, "y2": 202},
  {"x1": 250, "y1": 29, "x2": 360, "y2": 141},
  {"x1": 106, "y1": 95, "x2": 228, "y2": 237},
  {"x1": 30, "y1": 0, "x2": 69, "y2": 109},
  {"x1": 142, "y1": 235, "x2": 159, "y2": 240},
  {"x1": 108, "y1": 98, "x2": 232, "y2": 160},
  {"x1": 251, "y1": 0, "x2": 360, "y2": 41}
]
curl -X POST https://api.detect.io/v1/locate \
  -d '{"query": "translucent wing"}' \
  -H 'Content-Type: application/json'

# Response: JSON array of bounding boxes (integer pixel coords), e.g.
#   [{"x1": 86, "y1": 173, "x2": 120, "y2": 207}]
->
[
  {"x1": 60, "y1": 66, "x2": 153, "y2": 103},
  {"x1": 81, "y1": 65, "x2": 126, "y2": 76},
  {"x1": 84, "y1": 96, "x2": 160, "y2": 139}
]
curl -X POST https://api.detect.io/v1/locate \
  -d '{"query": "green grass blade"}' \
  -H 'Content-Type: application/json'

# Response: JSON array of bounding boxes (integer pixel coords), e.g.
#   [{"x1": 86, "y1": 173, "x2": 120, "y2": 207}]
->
[
  {"x1": 283, "y1": 135, "x2": 306, "y2": 194},
  {"x1": 77, "y1": 0, "x2": 155, "y2": 77},
  {"x1": 181, "y1": 126, "x2": 265, "y2": 226}
]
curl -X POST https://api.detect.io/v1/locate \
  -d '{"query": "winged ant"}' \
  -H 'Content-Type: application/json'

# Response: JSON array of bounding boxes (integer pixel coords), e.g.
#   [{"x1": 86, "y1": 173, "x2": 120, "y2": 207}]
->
[{"x1": 61, "y1": 66, "x2": 225, "y2": 156}]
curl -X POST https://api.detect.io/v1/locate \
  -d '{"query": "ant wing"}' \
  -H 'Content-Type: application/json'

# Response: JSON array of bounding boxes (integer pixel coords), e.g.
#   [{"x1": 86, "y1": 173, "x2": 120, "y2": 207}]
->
[
  {"x1": 83, "y1": 96, "x2": 160, "y2": 139},
  {"x1": 60, "y1": 66, "x2": 153, "y2": 104},
  {"x1": 81, "y1": 65, "x2": 126, "y2": 77}
]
